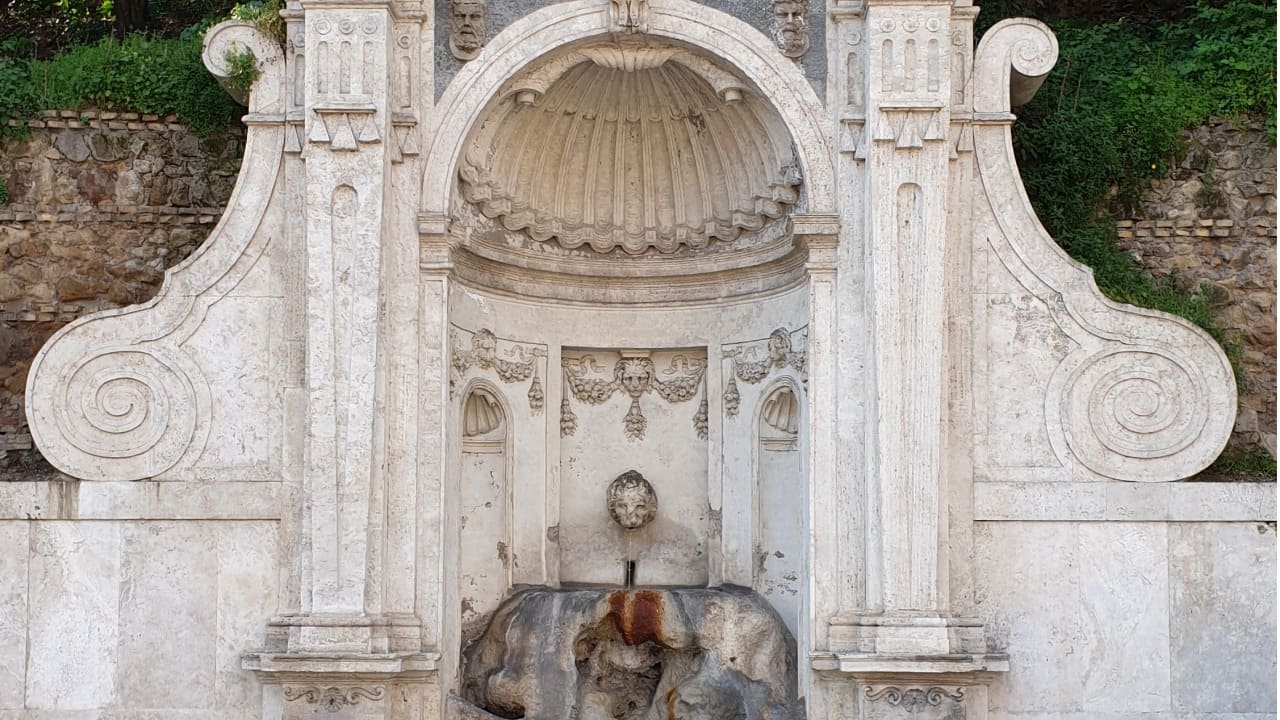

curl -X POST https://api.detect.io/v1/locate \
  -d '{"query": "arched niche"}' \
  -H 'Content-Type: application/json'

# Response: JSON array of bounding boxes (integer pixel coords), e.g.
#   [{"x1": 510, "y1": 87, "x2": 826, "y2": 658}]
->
[
  {"x1": 754, "y1": 379, "x2": 805, "y2": 639},
  {"x1": 421, "y1": 0, "x2": 836, "y2": 225},
  {"x1": 432, "y1": 25, "x2": 826, "y2": 304},
  {"x1": 456, "y1": 382, "x2": 512, "y2": 641}
]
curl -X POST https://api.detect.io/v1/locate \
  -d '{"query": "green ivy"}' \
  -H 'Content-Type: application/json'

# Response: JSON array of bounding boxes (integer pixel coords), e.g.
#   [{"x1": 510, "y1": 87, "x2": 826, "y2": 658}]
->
[
  {"x1": 228, "y1": 0, "x2": 283, "y2": 44},
  {"x1": 19, "y1": 33, "x2": 242, "y2": 135},
  {"x1": 1200, "y1": 447, "x2": 1279, "y2": 479},
  {"x1": 0, "y1": 40, "x2": 37, "y2": 138}
]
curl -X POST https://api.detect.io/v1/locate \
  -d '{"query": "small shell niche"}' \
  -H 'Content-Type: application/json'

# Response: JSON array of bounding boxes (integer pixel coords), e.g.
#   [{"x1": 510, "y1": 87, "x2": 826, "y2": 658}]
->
[{"x1": 459, "y1": 43, "x2": 803, "y2": 255}]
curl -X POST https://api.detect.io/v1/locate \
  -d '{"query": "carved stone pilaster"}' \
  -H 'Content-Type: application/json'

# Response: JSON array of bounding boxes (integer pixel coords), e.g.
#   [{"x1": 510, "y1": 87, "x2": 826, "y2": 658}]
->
[
  {"x1": 293, "y1": 1, "x2": 398, "y2": 651},
  {"x1": 858, "y1": 1, "x2": 954, "y2": 629},
  {"x1": 820, "y1": 7, "x2": 1007, "y2": 709}
]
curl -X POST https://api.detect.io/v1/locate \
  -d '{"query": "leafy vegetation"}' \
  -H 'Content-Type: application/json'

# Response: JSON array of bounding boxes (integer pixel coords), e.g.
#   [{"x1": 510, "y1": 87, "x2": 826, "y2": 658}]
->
[
  {"x1": 222, "y1": 45, "x2": 259, "y2": 94},
  {"x1": 0, "y1": 0, "x2": 272, "y2": 135},
  {"x1": 219, "y1": 0, "x2": 286, "y2": 92},
  {"x1": 21, "y1": 33, "x2": 243, "y2": 134},
  {"x1": 0, "y1": 0, "x2": 237, "y2": 57},
  {"x1": 0, "y1": 39, "x2": 36, "y2": 138},
  {"x1": 228, "y1": 0, "x2": 283, "y2": 44},
  {"x1": 982, "y1": 1, "x2": 1275, "y2": 366}
]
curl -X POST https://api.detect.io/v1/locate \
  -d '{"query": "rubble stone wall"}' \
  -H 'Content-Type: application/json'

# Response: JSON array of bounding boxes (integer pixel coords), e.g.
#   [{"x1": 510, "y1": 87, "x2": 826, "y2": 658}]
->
[
  {"x1": 0, "y1": 110, "x2": 243, "y2": 473},
  {"x1": 1115, "y1": 119, "x2": 1277, "y2": 457}
]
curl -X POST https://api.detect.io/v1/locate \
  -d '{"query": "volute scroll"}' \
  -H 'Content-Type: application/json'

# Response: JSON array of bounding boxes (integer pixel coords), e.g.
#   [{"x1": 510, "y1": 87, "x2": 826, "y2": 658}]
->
[
  {"x1": 972, "y1": 19, "x2": 1236, "y2": 482},
  {"x1": 25, "y1": 21, "x2": 288, "y2": 481}
]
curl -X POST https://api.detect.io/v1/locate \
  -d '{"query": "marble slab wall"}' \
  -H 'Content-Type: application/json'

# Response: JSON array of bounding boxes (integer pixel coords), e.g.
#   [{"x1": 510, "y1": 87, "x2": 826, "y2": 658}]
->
[
  {"x1": 0, "y1": 520, "x2": 279, "y2": 719},
  {"x1": 974, "y1": 519, "x2": 1276, "y2": 718}
]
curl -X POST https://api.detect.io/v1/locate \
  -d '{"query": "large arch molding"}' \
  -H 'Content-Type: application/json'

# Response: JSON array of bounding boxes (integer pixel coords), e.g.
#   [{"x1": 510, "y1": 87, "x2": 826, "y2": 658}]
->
[{"x1": 419, "y1": 0, "x2": 836, "y2": 222}]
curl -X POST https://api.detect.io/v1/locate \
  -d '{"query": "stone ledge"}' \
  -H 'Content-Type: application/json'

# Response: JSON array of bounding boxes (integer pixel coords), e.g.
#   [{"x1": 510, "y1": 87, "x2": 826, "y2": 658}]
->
[
  {"x1": 974, "y1": 480, "x2": 1275, "y2": 521},
  {"x1": 0, "y1": 479, "x2": 284, "y2": 520},
  {"x1": 811, "y1": 653, "x2": 1010, "y2": 674},
  {"x1": 244, "y1": 652, "x2": 440, "y2": 677}
]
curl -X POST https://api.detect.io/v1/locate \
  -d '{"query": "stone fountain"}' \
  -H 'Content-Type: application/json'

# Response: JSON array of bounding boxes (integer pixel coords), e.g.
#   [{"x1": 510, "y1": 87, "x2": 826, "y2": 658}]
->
[
  {"x1": 454, "y1": 472, "x2": 800, "y2": 720},
  {"x1": 15, "y1": 0, "x2": 1253, "y2": 718}
]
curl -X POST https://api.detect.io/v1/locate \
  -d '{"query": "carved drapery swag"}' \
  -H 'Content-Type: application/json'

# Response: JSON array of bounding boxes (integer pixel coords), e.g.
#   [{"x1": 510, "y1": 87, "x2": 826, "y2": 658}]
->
[{"x1": 561, "y1": 353, "x2": 708, "y2": 440}]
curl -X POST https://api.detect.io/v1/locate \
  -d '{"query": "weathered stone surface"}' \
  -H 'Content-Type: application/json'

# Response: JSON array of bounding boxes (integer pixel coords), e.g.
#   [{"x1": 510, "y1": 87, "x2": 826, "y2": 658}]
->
[
  {"x1": 25, "y1": 522, "x2": 122, "y2": 710},
  {"x1": 977, "y1": 520, "x2": 1277, "y2": 719},
  {"x1": 117, "y1": 523, "x2": 219, "y2": 709},
  {"x1": 1169, "y1": 522, "x2": 1277, "y2": 714},
  {"x1": 0, "y1": 523, "x2": 27, "y2": 709},
  {"x1": 461, "y1": 587, "x2": 799, "y2": 720}
]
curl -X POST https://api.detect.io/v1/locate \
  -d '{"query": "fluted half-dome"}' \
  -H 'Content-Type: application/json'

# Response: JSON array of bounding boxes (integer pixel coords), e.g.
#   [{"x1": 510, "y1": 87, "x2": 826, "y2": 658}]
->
[{"x1": 459, "y1": 46, "x2": 802, "y2": 255}]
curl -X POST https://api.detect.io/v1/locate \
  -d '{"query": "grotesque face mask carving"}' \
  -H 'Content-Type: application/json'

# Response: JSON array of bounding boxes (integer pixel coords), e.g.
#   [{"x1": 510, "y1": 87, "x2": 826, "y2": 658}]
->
[
  {"x1": 772, "y1": 0, "x2": 809, "y2": 58},
  {"x1": 450, "y1": 0, "x2": 486, "y2": 61},
  {"x1": 618, "y1": 357, "x2": 654, "y2": 399},
  {"x1": 471, "y1": 328, "x2": 497, "y2": 364},
  {"x1": 608, "y1": 470, "x2": 658, "y2": 530},
  {"x1": 767, "y1": 328, "x2": 792, "y2": 366}
]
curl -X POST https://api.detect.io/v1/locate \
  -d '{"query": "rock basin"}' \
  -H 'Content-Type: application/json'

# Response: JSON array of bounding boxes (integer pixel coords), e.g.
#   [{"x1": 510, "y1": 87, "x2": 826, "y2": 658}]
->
[{"x1": 455, "y1": 586, "x2": 800, "y2": 720}]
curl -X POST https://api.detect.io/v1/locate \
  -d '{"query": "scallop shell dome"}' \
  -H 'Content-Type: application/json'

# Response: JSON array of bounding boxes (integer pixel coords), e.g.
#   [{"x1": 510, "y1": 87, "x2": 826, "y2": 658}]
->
[{"x1": 459, "y1": 45, "x2": 803, "y2": 255}]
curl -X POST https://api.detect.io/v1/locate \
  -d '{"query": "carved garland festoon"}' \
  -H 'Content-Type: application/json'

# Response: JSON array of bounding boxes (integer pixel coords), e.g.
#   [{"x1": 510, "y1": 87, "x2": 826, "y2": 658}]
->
[
  {"x1": 722, "y1": 326, "x2": 808, "y2": 418},
  {"x1": 450, "y1": 327, "x2": 546, "y2": 413},
  {"x1": 561, "y1": 353, "x2": 708, "y2": 441}
]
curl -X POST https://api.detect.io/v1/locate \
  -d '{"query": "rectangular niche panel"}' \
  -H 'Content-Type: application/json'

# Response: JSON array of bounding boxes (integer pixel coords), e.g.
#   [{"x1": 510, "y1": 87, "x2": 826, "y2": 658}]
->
[{"x1": 558, "y1": 348, "x2": 710, "y2": 587}]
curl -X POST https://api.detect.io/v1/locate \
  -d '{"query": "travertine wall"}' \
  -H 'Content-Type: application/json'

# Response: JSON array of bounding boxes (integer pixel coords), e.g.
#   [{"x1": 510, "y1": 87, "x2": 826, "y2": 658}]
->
[
  {"x1": 974, "y1": 518, "x2": 1277, "y2": 717},
  {"x1": 0, "y1": 518, "x2": 280, "y2": 718},
  {"x1": 0, "y1": 111, "x2": 244, "y2": 472},
  {"x1": 1115, "y1": 119, "x2": 1277, "y2": 457}
]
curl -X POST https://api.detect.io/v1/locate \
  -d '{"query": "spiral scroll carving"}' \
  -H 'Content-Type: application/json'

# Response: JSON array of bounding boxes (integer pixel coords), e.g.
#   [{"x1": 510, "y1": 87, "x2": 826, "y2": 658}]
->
[
  {"x1": 973, "y1": 18, "x2": 1058, "y2": 113},
  {"x1": 37, "y1": 347, "x2": 207, "y2": 480},
  {"x1": 1060, "y1": 347, "x2": 1221, "y2": 482}
]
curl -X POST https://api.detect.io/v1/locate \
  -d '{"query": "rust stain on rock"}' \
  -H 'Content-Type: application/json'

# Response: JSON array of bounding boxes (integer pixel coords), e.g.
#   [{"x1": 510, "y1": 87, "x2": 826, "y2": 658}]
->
[{"x1": 606, "y1": 590, "x2": 666, "y2": 646}]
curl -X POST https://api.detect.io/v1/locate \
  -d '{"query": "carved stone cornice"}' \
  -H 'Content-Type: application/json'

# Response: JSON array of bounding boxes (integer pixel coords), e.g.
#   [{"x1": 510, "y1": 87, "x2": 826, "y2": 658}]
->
[{"x1": 244, "y1": 650, "x2": 438, "y2": 716}]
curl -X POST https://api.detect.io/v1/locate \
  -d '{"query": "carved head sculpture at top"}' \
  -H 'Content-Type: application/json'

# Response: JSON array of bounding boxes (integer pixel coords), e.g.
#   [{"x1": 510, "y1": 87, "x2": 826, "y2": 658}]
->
[
  {"x1": 772, "y1": 0, "x2": 809, "y2": 58},
  {"x1": 449, "y1": 0, "x2": 486, "y2": 61},
  {"x1": 608, "y1": 470, "x2": 658, "y2": 530}
]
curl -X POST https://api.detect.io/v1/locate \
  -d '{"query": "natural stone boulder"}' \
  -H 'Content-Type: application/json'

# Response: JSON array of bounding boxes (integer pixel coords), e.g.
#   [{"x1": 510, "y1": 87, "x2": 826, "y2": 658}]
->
[{"x1": 460, "y1": 587, "x2": 799, "y2": 720}]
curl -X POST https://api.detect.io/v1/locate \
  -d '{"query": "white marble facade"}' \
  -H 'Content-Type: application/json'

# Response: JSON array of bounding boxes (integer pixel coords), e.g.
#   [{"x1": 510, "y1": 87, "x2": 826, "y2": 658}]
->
[{"x1": 7, "y1": 0, "x2": 1273, "y2": 718}]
